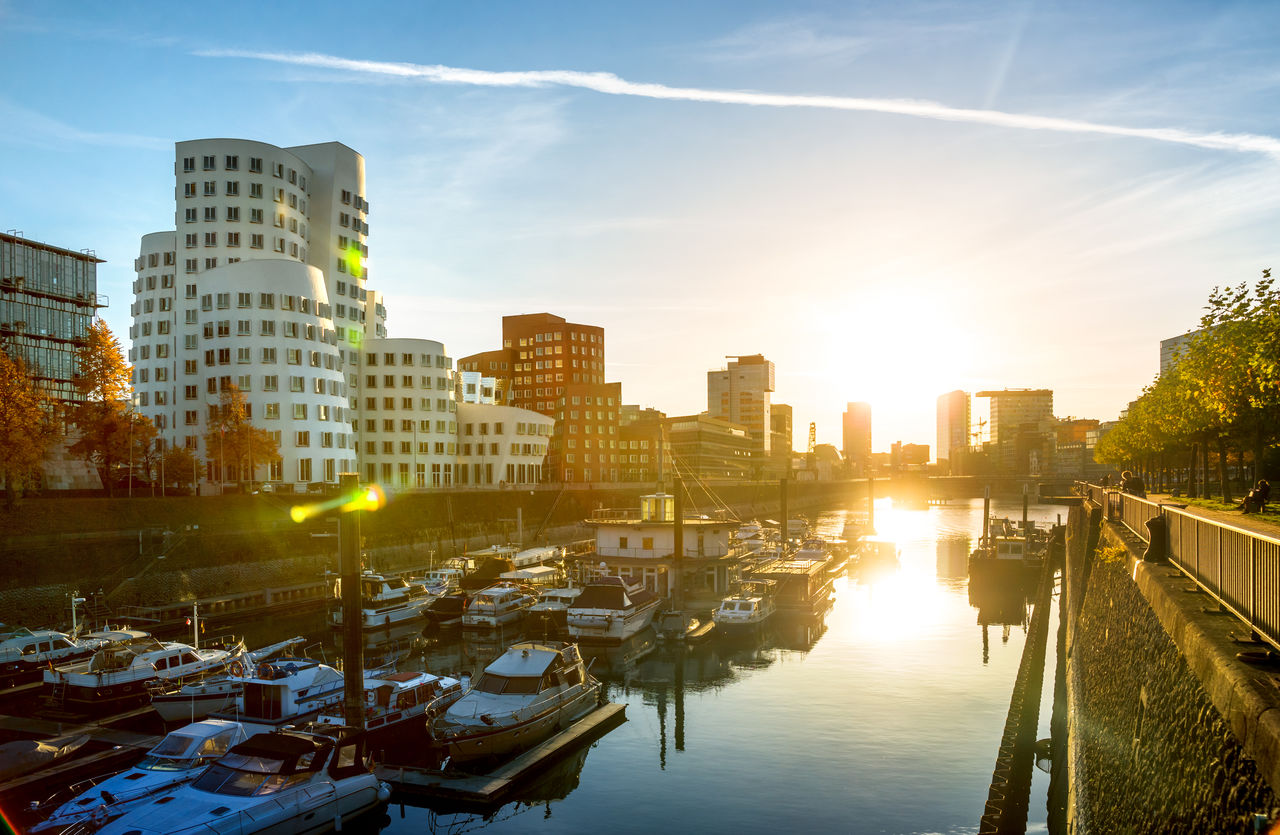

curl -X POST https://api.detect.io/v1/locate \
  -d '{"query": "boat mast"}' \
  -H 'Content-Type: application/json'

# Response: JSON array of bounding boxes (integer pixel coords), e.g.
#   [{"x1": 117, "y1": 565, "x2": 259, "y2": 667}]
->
[
  {"x1": 340, "y1": 472, "x2": 366, "y2": 730},
  {"x1": 673, "y1": 475, "x2": 684, "y2": 612}
]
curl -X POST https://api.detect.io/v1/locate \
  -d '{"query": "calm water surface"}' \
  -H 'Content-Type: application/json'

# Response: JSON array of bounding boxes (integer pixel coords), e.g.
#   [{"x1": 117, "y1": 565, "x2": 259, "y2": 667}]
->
[{"x1": 249, "y1": 498, "x2": 1064, "y2": 835}]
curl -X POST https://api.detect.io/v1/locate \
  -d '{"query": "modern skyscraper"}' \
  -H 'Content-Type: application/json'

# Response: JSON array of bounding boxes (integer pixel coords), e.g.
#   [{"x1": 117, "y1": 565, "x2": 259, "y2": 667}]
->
[
  {"x1": 936, "y1": 390, "x2": 970, "y2": 474},
  {"x1": 707, "y1": 355, "x2": 775, "y2": 455},
  {"x1": 0, "y1": 232, "x2": 103, "y2": 405},
  {"x1": 976, "y1": 389, "x2": 1055, "y2": 475},
  {"x1": 842, "y1": 402, "x2": 872, "y2": 475},
  {"x1": 131, "y1": 139, "x2": 382, "y2": 491}
]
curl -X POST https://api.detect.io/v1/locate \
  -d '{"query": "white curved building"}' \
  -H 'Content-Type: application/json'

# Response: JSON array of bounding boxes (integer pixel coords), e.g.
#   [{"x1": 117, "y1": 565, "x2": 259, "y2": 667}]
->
[
  {"x1": 455, "y1": 403, "x2": 553, "y2": 488},
  {"x1": 131, "y1": 139, "x2": 382, "y2": 492}
]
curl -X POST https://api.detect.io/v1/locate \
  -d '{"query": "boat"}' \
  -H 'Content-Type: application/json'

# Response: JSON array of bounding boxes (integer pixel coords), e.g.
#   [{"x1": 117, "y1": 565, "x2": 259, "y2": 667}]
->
[
  {"x1": 968, "y1": 517, "x2": 1050, "y2": 581},
  {"x1": 29, "y1": 720, "x2": 249, "y2": 833},
  {"x1": 509, "y1": 545, "x2": 567, "y2": 569},
  {"x1": 0, "y1": 734, "x2": 89, "y2": 782},
  {"x1": 315, "y1": 669, "x2": 464, "y2": 745},
  {"x1": 654, "y1": 611, "x2": 715, "y2": 643},
  {"x1": 746, "y1": 558, "x2": 834, "y2": 614},
  {"x1": 329, "y1": 570, "x2": 434, "y2": 630},
  {"x1": 529, "y1": 587, "x2": 584, "y2": 637},
  {"x1": 416, "y1": 566, "x2": 464, "y2": 595},
  {"x1": 91, "y1": 725, "x2": 390, "y2": 835},
  {"x1": 208, "y1": 657, "x2": 345, "y2": 734},
  {"x1": 430, "y1": 641, "x2": 600, "y2": 764},
  {"x1": 713, "y1": 580, "x2": 777, "y2": 632},
  {"x1": 499, "y1": 564, "x2": 566, "y2": 591},
  {"x1": 566, "y1": 576, "x2": 663, "y2": 646},
  {"x1": 44, "y1": 636, "x2": 242, "y2": 714},
  {"x1": 149, "y1": 636, "x2": 305, "y2": 723},
  {"x1": 0, "y1": 627, "x2": 109, "y2": 688},
  {"x1": 425, "y1": 589, "x2": 471, "y2": 628},
  {"x1": 461, "y1": 582, "x2": 537, "y2": 630}
]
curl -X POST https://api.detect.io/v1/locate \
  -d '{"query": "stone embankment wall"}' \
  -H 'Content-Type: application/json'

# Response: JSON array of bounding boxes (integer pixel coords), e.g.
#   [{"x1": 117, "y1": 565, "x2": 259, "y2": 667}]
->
[{"x1": 1066, "y1": 505, "x2": 1278, "y2": 833}]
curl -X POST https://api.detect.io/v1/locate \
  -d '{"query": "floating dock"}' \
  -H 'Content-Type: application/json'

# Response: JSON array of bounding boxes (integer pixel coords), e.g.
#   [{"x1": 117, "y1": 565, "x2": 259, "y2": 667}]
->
[{"x1": 377, "y1": 702, "x2": 626, "y2": 805}]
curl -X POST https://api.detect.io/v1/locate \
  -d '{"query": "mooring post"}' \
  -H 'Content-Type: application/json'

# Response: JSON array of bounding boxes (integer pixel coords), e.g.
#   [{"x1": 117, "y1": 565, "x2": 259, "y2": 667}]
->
[
  {"x1": 673, "y1": 476, "x2": 684, "y2": 612},
  {"x1": 339, "y1": 472, "x2": 366, "y2": 730}
]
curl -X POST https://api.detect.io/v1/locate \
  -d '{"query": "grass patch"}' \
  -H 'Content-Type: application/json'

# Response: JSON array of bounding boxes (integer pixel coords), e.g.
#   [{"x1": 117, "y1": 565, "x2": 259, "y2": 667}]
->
[
  {"x1": 1155, "y1": 495, "x2": 1280, "y2": 530},
  {"x1": 1096, "y1": 545, "x2": 1129, "y2": 565}
]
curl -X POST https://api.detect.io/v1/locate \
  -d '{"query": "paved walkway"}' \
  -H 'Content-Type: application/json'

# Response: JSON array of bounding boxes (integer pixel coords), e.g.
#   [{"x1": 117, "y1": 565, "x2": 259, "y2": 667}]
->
[{"x1": 1145, "y1": 492, "x2": 1280, "y2": 539}]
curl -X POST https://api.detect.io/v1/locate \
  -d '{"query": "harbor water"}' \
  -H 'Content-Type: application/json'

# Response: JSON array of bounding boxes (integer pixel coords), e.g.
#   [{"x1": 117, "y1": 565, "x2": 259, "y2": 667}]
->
[{"x1": 232, "y1": 496, "x2": 1062, "y2": 835}]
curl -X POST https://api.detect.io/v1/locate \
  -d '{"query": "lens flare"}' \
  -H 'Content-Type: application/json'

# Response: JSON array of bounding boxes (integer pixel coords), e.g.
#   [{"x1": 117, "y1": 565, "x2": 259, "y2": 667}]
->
[{"x1": 289, "y1": 484, "x2": 386, "y2": 523}]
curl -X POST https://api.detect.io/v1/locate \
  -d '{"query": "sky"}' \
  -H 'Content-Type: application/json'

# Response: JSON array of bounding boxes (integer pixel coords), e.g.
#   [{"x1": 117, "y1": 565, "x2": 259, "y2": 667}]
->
[{"x1": 4, "y1": 1, "x2": 1280, "y2": 455}]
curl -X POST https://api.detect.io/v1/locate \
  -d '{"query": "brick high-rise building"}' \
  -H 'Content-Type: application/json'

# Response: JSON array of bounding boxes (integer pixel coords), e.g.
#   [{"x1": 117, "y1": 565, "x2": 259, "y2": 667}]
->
[{"x1": 460, "y1": 312, "x2": 619, "y2": 483}]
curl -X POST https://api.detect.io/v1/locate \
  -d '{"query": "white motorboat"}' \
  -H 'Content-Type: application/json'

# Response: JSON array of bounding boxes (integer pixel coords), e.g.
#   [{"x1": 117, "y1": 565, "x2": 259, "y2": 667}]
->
[
  {"x1": 92, "y1": 726, "x2": 390, "y2": 835},
  {"x1": 0, "y1": 627, "x2": 109, "y2": 687},
  {"x1": 150, "y1": 636, "x2": 305, "y2": 723},
  {"x1": 30, "y1": 720, "x2": 248, "y2": 833},
  {"x1": 566, "y1": 576, "x2": 663, "y2": 646},
  {"x1": 44, "y1": 636, "x2": 240, "y2": 713},
  {"x1": 529, "y1": 587, "x2": 583, "y2": 637},
  {"x1": 431, "y1": 641, "x2": 599, "y2": 764},
  {"x1": 209, "y1": 657, "x2": 345, "y2": 734},
  {"x1": 416, "y1": 567, "x2": 464, "y2": 595},
  {"x1": 461, "y1": 582, "x2": 536, "y2": 630},
  {"x1": 316, "y1": 669, "x2": 464, "y2": 745},
  {"x1": 329, "y1": 571, "x2": 434, "y2": 630},
  {"x1": 713, "y1": 581, "x2": 777, "y2": 632}
]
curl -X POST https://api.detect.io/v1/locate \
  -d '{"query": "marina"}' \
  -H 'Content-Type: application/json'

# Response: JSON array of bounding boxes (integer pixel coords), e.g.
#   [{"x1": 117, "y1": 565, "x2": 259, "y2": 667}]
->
[{"x1": 0, "y1": 497, "x2": 1063, "y2": 834}]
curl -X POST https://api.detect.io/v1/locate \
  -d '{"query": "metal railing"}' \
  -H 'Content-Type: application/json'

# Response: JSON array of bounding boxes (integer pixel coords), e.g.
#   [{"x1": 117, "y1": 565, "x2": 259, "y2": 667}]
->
[{"x1": 1078, "y1": 481, "x2": 1280, "y2": 652}]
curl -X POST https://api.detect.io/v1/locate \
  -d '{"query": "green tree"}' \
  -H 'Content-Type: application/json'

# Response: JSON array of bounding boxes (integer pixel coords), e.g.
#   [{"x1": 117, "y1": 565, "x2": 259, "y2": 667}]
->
[
  {"x1": 68, "y1": 319, "x2": 152, "y2": 495},
  {"x1": 0, "y1": 353, "x2": 61, "y2": 507},
  {"x1": 203, "y1": 384, "x2": 279, "y2": 490}
]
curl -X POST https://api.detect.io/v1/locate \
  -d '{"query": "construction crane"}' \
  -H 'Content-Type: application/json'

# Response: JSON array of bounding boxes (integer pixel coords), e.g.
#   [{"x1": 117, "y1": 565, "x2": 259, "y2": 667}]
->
[{"x1": 807, "y1": 422, "x2": 816, "y2": 454}]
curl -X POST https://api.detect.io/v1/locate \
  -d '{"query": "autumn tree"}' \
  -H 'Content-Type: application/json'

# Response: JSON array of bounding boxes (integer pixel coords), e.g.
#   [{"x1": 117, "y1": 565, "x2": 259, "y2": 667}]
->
[
  {"x1": 160, "y1": 445, "x2": 199, "y2": 495},
  {"x1": 203, "y1": 384, "x2": 279, "y2": 490},
  {"x1": 68, "y1": 319, "x2": 153, "y2": 496},
  {"x1": 0, "y1": 352, "x2": 61, "y2": 507}
]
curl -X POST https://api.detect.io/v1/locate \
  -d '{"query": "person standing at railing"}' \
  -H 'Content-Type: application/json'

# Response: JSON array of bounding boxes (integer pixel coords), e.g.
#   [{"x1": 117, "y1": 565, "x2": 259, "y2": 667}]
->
[{"x1": 1121, "y1": 470, "x2": 1147, "y2": 498}]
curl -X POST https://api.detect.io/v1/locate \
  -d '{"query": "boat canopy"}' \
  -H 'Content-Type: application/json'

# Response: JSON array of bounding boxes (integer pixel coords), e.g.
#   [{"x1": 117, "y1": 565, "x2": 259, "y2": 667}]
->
[{"x1": 486, "y1": 645, "x2": 559, "y2": 677}]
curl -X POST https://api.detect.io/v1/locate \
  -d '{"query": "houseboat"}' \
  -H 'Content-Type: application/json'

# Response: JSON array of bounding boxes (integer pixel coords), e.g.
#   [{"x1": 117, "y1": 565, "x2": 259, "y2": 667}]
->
[{"x1": 746, "y1": 558, "x2": 833, "y2": 614}]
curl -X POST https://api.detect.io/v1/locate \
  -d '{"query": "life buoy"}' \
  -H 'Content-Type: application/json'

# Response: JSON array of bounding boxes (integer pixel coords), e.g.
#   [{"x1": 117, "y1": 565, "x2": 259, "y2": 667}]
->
[
  {"x1": 229, "y1": 660, "x2": 245, "y2": 677},
  {"x1": 91, "y1": 805, "x2": 109, "y2": 825}
]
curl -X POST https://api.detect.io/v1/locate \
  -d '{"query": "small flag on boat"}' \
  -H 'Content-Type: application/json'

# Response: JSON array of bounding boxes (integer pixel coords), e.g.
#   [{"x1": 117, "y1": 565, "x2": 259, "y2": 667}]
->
[{"x1": 185, "y1": 618, "x2": 191, "y2": 626}]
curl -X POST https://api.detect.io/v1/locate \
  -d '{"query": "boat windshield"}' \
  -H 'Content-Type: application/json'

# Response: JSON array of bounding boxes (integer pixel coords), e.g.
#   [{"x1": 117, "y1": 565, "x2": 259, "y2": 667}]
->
[
  {"x1": 192, "y1": 748, "x2": 318, "y2": 796},
  {"x1": 473, "y1": 673, "x2": 542, "y2": 695},
  {"x1": 139, "y1": 728, "x2": 243, "y2": 770}
]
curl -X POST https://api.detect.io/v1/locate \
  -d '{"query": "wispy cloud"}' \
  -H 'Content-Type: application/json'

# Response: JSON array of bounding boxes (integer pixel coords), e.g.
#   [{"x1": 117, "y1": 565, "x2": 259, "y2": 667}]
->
[
  {"x1": 699, "y1": 20, "x2": 869, "y2": 64},
  {"x1": 0, "y1": 98, "x2": 169, "y2": 151},
  {"x1": 198, "y1": 49, "x2": 1280, "y2": 159}
]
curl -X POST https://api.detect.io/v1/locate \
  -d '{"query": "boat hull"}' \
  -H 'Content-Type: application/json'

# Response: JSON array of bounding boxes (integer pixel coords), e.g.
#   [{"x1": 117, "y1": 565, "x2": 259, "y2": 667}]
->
[
  {"x1": 438, "y1": 683, "x2": 599, "y2": 765},
  {"x1": 567, "y1": 598, "x2": 662, "y2": 646}
]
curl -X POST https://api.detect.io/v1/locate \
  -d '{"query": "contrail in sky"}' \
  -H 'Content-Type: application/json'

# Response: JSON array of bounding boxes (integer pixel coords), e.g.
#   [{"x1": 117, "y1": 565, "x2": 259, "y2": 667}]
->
[{"x1": 200, "y1": 49, "x2": 1280, "y2": 159}]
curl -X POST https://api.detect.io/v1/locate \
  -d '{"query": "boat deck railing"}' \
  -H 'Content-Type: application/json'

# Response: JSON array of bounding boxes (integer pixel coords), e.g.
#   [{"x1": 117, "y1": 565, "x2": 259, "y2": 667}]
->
[{"x1": 1077, "y1": 480, "x2": 1280, "y2": 653}]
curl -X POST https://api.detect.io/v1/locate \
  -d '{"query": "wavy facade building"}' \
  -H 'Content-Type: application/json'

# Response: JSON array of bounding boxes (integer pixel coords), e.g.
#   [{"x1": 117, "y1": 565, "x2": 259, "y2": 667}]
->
[{"x1": 131, "y1": 139, "x2": 384, "y2": 490}]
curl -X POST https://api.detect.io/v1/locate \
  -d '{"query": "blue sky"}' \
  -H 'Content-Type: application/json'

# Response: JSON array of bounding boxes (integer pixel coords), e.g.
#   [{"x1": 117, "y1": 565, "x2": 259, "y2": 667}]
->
[{"x1": 4, "y1": 1, "x2": 1279, "y2": 452}]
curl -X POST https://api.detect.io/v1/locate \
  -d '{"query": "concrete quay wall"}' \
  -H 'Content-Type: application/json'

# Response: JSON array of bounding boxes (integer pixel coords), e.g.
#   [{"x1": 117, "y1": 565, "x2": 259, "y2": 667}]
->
[{"x1": 1066, "y1": 504, "x2": 1279, "y2": 833}]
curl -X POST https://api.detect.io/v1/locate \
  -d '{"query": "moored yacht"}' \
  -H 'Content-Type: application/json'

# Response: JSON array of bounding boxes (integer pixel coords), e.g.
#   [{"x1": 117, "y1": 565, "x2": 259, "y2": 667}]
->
[
  {"x1": 713, "y1": 580, "x2": 777, "y2": 632},
  {"x1": 0, "y1": 627, "x2": 109, "y2": 687},
  {"x1": 329, "y1": 570, "x2": 434, "y2": 630},
  {"x1": 30, "y1": 720, "x2": 249, "y2": 833},
  {"x1": 44, "y1": 636, "x2": 240, "y2": 713},
  {"x1": 208, "y1": 657, "x2": 345, "y2": 734},
  {"x1": 149, "y1": 636, "x2": 305, "y2": 723},
  {"x1": 462, "y1": 582, "x2": 537, "y2": 630},
  {"x1": 430, "y1": 641, "x2": 599, "y2": 764},
  {"x1": 316, "y1": 669, "x2": 464, "y2": 745},
  {"x1": 566, "y1": 576, "x2": 663, "y2": 646},
  {"x1": 529, "y1": 587, "x2": 584, "y2": 637},
  {"x1": 92, "y1": 726, "x2": 390, "y2": 835}
]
